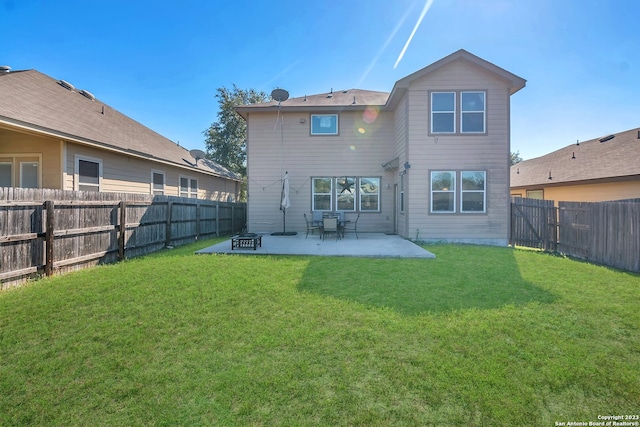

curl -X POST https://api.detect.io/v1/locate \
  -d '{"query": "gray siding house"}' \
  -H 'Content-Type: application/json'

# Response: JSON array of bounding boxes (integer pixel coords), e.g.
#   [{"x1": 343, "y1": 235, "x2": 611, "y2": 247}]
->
[{"x1": 237, "y1": 49, "x2": 526, "y2": 245}]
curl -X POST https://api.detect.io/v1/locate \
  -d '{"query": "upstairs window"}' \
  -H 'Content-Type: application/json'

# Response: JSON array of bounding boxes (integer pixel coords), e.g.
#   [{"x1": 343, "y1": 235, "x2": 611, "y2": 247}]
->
[
  {"x1": 431, "y1": 92, "x2": 455, "y2": 133},
  {"x1": 461, "y1": 92, "x2": 485, "y2": 133},
  {"x1": 430, "y1": 91, "x2": 487, "y2": 134},
  {"x1": 311, "y1": 114, "x2": 338, "y2": 135}
]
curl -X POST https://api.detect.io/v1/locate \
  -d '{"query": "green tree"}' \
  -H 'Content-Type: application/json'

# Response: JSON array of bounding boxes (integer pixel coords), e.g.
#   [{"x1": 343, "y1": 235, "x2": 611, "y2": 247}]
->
[
  {"x1": 510, "y1": 150, "x2": 523, "y2": 165},
  {"x1": 203, "y1": 85, "x2": 269, "y2": 176}
]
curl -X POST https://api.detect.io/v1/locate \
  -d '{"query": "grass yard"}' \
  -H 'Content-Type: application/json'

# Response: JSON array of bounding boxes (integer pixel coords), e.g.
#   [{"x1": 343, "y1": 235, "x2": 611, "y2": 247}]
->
[{"x1": 1, "y1": 239, "x2": 639, "y2": 426}]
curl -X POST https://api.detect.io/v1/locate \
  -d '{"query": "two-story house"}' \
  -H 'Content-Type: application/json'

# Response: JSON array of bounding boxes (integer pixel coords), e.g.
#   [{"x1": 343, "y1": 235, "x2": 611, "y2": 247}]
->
[{"x1": 237, "y1": 49, "x2": 526, "y2": 245}]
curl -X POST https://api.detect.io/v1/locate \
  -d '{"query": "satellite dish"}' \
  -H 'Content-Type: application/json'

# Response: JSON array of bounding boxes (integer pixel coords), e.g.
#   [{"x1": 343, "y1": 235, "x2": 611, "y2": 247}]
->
[
  {"x1": 189, "y1": 149, "x2": 207, "y2": 166},
  {"x1": 271, "y1": 88, "x2": 289, "y2": 103}
]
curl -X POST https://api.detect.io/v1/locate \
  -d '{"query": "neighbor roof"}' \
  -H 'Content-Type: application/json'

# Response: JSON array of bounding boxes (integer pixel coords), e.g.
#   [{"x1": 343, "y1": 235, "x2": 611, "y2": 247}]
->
[
  {"x1": 0, "y1": 69, "x2": 240, "y2": 181},
  {"x1": 511, "y1": 127, "x2": 640, "y2": 188}
]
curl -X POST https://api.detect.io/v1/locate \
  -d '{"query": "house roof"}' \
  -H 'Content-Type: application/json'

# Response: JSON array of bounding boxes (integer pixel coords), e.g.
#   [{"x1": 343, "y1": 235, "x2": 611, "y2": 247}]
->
[
  {"x1": 511, "y1": 126, "x2": 640, "y2": 188},
  {"x1": 235, "y1": 89, "x2": 390, "y2": 118},
  {"x1": 0, "y1": 69, "x2": 240, "y2": 181},
  {"x1": 236, "y1": 49, "x2": 525, "y2": 116},
  {"x1": 387, "y1": 49, "x2": 526, "y2": 109}
]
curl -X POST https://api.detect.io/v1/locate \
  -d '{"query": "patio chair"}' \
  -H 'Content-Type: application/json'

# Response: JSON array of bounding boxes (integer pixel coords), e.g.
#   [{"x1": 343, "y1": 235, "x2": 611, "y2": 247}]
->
[
  {"x1": 322, "y1": 217, "x2": 340, "y2": 241},
  {"x1": 342, "y1": 213, "x2": 360, "y2": 239},
  {"x1": 303, "y1": 213, "x2": 321, "y2": 238}
]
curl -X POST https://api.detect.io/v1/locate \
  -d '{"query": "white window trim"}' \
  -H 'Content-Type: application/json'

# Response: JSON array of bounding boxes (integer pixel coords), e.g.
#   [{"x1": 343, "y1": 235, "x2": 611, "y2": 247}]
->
[
  {"x1": 74, "y1": 155, "x2": 102, "y2": 192},
  {"x1": 460, "y1": 171, "x2": 487, "y2": 213},
  {"x1": 359, "y1": 177, "x2": 381, "y2": 212},
  {"x1": 430, "y1": 171, "x2": 456, "y2": 213},
  {"x1": 310, "y1": 114, "x2": 339, "y2": 135},
  {"x1": 431, "y1": 92, "x2": 456, "y2": 134},
  {"x1": 179, "y1": 175, "x2": 198, "y2": 198},
  {"x1": 312, "y1": 177, "x2": 333, "y2": 211},
  {"x1": 151, "y1": 170, "x2": 166, "y2": 196},
  {"x1": 460, "y1": 91, "x2": 486, "y2": 134}
]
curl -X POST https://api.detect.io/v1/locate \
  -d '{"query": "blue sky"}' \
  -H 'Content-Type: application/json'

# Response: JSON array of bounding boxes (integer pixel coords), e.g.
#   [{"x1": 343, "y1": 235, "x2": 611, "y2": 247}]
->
[{"x1": 2, "y1": 0, "x2": 638, "y2": 160}]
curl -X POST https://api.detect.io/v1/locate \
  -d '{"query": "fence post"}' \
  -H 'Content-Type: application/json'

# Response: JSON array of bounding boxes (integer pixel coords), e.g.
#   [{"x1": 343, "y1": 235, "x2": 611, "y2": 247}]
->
[
  {"x1": 44, "y1": 200, "x2": 54, "y2": 276},
  {"x1": 196, "y1": 200, "x2": 201, "y2": 240},
  {"x1": 215, "y1": 202, "x2": 220, "y2": 237},
  {"x1": 118, "y1": 201, "x2": 126, "y2": 260},
  {"x1": 166, "y1": 200, "x2": 173, "y2": 247}
]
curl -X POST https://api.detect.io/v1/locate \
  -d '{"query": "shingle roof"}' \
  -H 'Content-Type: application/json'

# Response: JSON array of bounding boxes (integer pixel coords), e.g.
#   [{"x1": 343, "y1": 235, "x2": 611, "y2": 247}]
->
[
  {"x1": 236, "y1": 89, "x2": 389, "y2": 118},
  {"x1": 511, "y1": 127, "x2": 640, "y2": 187},
  {"x1": 0, "y1": 69, "x2": 240, "y2": 181}
]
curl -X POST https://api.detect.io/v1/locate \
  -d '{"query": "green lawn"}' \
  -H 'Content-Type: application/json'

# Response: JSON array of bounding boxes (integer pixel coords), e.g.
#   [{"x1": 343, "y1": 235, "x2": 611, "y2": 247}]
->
[{"x1": 1, "y1": 240, "x2": 638, "y2": 426}]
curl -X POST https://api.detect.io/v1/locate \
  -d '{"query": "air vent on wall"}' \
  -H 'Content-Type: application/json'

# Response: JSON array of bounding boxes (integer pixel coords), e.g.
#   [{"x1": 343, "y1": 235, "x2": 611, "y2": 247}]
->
[
  {"x1": 58, "y1": 79, "x2": 76, "y2": 91},
  {"x1": 79, "y1": 89, "x2": 95, "y2": 101}
]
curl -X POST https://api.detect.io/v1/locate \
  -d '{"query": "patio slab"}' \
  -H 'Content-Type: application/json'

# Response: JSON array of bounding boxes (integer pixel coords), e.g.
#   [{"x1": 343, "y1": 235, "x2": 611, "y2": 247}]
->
[{"x1": 196, "y1": 233, "x2": 436, "y2": 259}]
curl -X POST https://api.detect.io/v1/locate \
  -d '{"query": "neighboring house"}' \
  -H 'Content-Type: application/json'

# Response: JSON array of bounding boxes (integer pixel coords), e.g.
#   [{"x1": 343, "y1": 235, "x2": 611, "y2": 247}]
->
[
  {"x1": 237, "y1": 49, "x2": 526, "y2": 245},
  {"x1": 0, "y1": 67, "x2": 241, "y2": 201},
  {"x1": 511, "y1": 127, "x2": 640, "y2": 203}
]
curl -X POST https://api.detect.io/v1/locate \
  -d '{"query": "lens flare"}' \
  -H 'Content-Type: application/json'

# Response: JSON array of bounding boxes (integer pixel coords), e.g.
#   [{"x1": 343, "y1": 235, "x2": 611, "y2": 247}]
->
[{"x1": 363, "y1": 106, "x2": 379, "y2": 124}]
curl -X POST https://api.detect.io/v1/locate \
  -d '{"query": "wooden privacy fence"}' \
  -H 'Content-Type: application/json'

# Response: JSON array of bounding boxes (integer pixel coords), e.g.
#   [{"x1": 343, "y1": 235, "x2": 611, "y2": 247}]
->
[
  {"x1": 510, "y1": 198, "x2": 557, "y2": 251},
  {"x1": 511, "y1": 198, "x2": 640, "y2": 273},
  {"x1": 0, "y1": 188, "x2": 246, "y2": 288}
]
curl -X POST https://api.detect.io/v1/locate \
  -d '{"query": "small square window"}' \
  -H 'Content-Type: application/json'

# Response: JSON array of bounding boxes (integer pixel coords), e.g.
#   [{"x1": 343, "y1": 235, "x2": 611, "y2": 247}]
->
[{"x1": 311, "y1": 114, "x2": 338, "y2": 135}]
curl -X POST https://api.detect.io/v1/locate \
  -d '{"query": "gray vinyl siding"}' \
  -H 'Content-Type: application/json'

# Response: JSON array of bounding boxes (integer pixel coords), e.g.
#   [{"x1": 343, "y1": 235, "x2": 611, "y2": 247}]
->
[
  {"x1": 246, "y1": 111, "x2": 396, "y2": 234},
  {"x1": 404, "y1": 61, "x2": 511, "y2": 244}
]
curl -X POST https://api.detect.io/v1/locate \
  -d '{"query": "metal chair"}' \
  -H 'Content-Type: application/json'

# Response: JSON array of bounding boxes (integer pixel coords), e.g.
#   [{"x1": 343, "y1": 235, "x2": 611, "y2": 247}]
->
[
  {"x1": 321, "y1": 217, "x2": 340, "y2": 241},
  {"x1": 303, "y1": 213, "x2": 321, "y2": 238},
  {"x1": 342, "y1": 213, "x2": 360, "y2": 239}
]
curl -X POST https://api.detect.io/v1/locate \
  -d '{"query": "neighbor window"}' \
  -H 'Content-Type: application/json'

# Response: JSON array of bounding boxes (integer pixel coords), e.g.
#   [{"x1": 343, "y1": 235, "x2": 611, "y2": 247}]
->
[
  {"x1": 20, "y1": 162, "x2": 39, "y2": 189},
  {"x1": 180, "y1": 176, "x2": 198, "y2": 198},
  {"x1": 76, "y1": 157, "x2": 100, "y2": 192},
  {"x1": 152, "y1": 171, "x2": 165, "y2": 196},
  {"x1": 312, "y1": 177, "x2": 332, "y2": 210},
  {"x1": 400, "y1": 174, "x2": 405, "y2": 213},
  {"x1": 431, "y1": 92, "x2": 455, "y2": 133},
  {"x1": 359, "y1": 177, "x2": 380, "y2": 212},
  {"x1": 461, "y1": 171, "x2": 486, "y2": 212},
  {"x1": 431, "y1": 171, "x2": 455, "y2": 213},
  {"x1": 526, "y1": 189, "x2": 543, "y2": 200},
  {"x1": 311, "y1": 114, "x2": 338, "y2": 135},
  {"x1": 0, "y1": 162, "x2": 12, "y2": 187},
  {"x1": 461, "y1": 92, "x2": 485, "y2": 133}
]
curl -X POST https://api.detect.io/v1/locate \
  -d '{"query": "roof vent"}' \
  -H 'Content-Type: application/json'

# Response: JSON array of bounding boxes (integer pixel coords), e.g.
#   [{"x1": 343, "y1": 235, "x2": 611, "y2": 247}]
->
[
  {"x1": 326, "y1": 88, "x2": 333, "y2": 98},
  {"x1": 0, "y1": 65, "x2": 11, "y2": 73},
  {"x1": 79, "y1": 89, "x2": 95, "y2": 101},
  {"x1": 58, "y1": 79, "x2": 76, "y2": 91},
  {"x1": 599, "y1": 134, "x2": 615, "y2": 143}
]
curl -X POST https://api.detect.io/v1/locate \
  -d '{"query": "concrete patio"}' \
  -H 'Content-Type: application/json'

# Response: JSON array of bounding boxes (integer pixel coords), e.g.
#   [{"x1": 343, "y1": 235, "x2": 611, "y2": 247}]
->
[{"x1": 196, "y1": 233, "x2": 436, "y2": 259}]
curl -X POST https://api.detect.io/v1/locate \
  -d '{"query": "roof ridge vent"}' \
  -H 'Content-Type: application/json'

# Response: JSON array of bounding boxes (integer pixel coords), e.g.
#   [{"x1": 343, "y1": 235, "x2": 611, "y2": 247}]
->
[
  {"x1": 599, "y1": 134, "x2": 615, "y2": 143},
  {"x1": 0, "y1": 65, "x2": 11, "y2": 73},
  {"x1": 58, "y1": 79, "x2": 76, "y2": 91},
  {"x1": 79, "y1": 89, "x2": 95, "y2": 101}
]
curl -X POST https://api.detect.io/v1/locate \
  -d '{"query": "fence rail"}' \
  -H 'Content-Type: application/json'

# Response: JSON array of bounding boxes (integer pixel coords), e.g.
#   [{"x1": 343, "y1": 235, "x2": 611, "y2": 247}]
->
[
  {"x1": 511, "y1": 198, "x2": 640, "y2": 273},
  {"x1": 0, "y1": 188, "x2": 246, "y2": 288}
]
